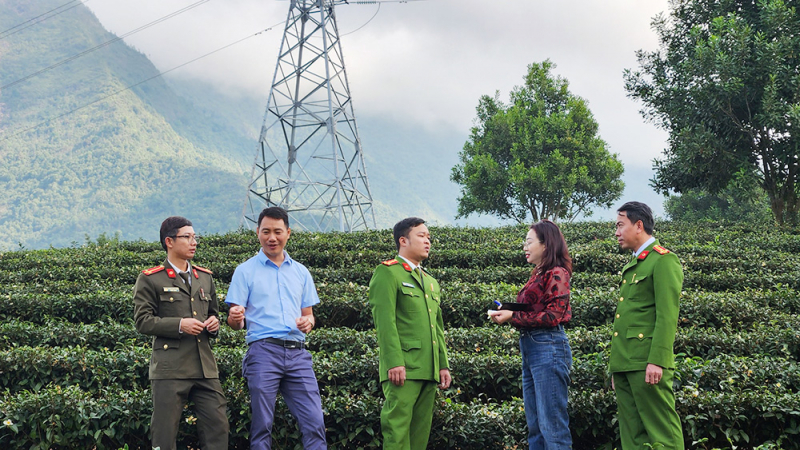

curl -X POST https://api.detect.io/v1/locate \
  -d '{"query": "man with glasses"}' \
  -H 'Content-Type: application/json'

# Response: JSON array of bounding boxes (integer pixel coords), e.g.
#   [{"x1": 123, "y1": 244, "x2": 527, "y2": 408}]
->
[{"x1": 133, "y1": 216, "x2": 229, "y2": 450}]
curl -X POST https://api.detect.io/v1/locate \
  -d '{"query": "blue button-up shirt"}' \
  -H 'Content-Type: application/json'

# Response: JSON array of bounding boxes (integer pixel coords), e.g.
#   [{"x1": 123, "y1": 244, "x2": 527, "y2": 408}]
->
[{"x1": 225, "y1": 250, "x2": 320, "y2": 344}]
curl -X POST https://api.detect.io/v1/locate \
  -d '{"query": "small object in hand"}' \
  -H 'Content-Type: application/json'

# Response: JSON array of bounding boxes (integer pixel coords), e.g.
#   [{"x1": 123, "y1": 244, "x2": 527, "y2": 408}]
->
[{"x1": 494, "y1": 302, "x2": 529, "y2": 311}]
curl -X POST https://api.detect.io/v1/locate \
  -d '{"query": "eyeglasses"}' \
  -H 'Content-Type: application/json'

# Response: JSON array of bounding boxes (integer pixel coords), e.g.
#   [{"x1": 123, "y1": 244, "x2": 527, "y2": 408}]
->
[{"x1": 171, "y1": 234, "x2": 200, "y2": 243}]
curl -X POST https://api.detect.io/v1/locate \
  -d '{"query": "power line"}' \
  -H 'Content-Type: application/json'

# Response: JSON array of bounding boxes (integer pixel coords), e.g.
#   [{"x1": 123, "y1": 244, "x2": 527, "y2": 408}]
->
[
  {"x1": 340, "y1": 3, "x2": 381, "y2": 37},
  {"x1": 0, "y1": 22, "x2": 284, "y2": 141},
  {"x1": 0, "y1": 0, "x2": 212, "y2": 91},
  {"x1": 0, "y1": 0, "x2": 88, "y2": 40}
]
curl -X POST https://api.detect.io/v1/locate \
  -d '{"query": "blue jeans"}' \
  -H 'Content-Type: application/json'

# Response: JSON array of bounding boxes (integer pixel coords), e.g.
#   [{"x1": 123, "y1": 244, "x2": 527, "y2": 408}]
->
[{"x1": 519, "y1": 325, "x2": 573, "y2": 450}]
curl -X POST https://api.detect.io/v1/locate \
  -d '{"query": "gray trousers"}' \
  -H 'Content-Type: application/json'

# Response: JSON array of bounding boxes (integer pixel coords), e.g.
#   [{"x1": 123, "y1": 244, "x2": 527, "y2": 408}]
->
[{"x1": 151, "y1": 378, "x2": 229, "y2": 450}]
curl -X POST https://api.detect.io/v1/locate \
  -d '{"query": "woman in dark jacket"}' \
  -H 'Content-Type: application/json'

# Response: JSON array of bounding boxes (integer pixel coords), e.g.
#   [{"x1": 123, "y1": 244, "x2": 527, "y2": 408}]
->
[{"x1": 489, "y1": 219, "x2": 573, "y2": 450}]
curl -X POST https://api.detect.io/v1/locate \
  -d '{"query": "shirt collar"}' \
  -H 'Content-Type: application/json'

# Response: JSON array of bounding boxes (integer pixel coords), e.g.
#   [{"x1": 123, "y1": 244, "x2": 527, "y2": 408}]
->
[
  {"x1": 257, "y1": 249, "x2": 293, "y2": 267},
  {"x1": 633, "y1": 236, "x2": 656, "y2": 257},
  {"x1": 167, "y1": 259, "x2": 191, "y2": 274},
  {"x1": 397, "y1": 255, "x2": 420, "y2": 271}
]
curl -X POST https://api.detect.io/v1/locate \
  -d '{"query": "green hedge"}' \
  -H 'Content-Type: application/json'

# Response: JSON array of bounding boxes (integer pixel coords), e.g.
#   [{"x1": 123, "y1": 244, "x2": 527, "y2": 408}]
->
[
  {"x1": 1, "y1": 383, "x2": 798, "y2": 450},
  {"x1": 1, "y1": 345, "x2": 797, "y2": 404},
  {"x1": 3, "y1": 222, "x2": 800, "y2": 448},
  {"x1": 6, "y1": 282, "x2": 798, "y2": 332}
]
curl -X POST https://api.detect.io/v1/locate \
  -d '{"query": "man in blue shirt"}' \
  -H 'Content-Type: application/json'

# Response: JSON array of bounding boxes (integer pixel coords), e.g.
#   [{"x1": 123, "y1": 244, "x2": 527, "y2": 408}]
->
[{"x1": 226, "y1": 207, "x2": 326, "y2": 450}]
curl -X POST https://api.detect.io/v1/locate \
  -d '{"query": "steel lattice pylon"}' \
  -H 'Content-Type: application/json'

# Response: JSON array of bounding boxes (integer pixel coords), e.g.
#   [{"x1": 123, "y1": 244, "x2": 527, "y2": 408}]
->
[{"x1": 242, "y1": 0, "x2": 376, "y2": 232}]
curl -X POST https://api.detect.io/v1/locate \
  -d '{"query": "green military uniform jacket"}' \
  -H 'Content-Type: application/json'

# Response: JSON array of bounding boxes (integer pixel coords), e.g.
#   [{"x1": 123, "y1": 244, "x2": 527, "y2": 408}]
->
[
  {"x1": 368, "y1": 258, "x2": 449, "y2": 383},
  {"x1": 133, "y1": 260, "x2": 221, "y2": 380},
  {"x1": 609, "y1": 240, "x2": 683, "y2": 373}
]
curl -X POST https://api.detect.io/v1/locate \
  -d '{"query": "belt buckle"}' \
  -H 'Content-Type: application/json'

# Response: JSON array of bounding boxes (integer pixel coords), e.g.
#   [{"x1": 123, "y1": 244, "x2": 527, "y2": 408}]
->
[{"x1": 285, "y1": 340, "x2": 300, "y2": 349}]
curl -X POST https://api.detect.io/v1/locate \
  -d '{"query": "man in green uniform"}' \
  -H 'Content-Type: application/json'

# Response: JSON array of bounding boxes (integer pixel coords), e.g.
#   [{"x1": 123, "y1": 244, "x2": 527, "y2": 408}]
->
[
  {"x1": 610, "y1": 202, "x2": 684, "y2": 449},
  {"x1": 133, "y1": 216, "x2": 229, "y2": 450},
  {"x1": 368, "y1": 217, "x2": 451, "y2": 450}
]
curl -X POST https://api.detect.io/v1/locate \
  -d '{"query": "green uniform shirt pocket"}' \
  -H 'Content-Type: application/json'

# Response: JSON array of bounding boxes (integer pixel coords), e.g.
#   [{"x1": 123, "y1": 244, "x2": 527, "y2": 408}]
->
[
  {"x1": 627, "y1": 274, "x2": 651, "y2": 298},
  {"x1": 401, "y1": 339, "x2": 422, "y2": 369},
  {"x1": 400, "y1": 287, "x2": 421, "y2": 312},
  {"x1": 626, "y1": 327, "x2": 654, "y2": 361}
]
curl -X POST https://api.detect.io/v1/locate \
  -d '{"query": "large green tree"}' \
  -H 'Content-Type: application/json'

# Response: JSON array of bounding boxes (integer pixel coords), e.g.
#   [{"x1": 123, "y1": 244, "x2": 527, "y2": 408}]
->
[
  {"x1": 625, "y1": 0, "x2": 800, "y2": 225},
  {"x1": 664, "y1": 168, "x2": 772, "y2": 223},
  {"x1": 451, "y1": 61, "x2": 624, "y2": 223}
]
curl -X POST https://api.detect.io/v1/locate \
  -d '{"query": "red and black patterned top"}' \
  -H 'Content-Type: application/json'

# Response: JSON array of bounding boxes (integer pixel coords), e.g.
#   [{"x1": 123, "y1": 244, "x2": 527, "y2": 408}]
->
[{"x1": 510, "y1": 266, "x2": 572, "y2": 329}]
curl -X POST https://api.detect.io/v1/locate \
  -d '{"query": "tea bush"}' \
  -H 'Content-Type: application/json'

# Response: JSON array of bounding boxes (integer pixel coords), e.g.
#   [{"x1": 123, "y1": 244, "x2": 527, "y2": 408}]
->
[{"x1": 1, "y1": 221, "x2": 799, "y2": 449}]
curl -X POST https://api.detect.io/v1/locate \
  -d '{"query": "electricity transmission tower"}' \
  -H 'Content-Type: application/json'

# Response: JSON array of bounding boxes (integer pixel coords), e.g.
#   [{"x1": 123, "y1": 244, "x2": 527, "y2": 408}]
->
[{"x1": 243, "y1": 0, "x2": 405, "y2": 232}]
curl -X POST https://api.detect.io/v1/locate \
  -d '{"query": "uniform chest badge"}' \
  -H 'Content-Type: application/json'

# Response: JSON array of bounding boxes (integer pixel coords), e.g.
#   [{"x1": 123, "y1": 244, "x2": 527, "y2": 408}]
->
[
  {"x1": 402, "y1": 282, "x2": 415, "y2": 288},
  {"x1": 163, "y1": 287, "x2": 179, "y2": 292}
]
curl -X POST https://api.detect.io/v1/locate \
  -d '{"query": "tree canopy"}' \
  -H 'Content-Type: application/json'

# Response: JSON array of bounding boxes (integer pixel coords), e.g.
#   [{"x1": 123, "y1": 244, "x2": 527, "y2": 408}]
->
[
  {"x1": 625, "y1": 0, "x2": 800, "y2": 225},
  {"x1": 451, "y1": 60, "x2": 624, "y2": 223}
]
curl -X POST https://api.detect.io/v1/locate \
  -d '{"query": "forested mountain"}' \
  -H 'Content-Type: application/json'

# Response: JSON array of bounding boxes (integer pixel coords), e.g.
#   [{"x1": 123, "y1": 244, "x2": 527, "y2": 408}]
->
[{"x1": 0, "y1": 0, "x2": 472, "y2": 249}]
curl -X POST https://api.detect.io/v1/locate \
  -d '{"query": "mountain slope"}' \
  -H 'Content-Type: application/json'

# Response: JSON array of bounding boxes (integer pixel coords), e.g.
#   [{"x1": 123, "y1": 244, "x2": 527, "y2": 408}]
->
[{"x1": 0, "y1": 0, "x2": 249, "y2": 248}]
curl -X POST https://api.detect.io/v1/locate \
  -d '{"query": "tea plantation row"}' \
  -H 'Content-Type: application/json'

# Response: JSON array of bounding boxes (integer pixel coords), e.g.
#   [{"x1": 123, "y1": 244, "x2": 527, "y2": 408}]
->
[{"x1": 1, "y1": 222, "x2": 799, "y2": 449}]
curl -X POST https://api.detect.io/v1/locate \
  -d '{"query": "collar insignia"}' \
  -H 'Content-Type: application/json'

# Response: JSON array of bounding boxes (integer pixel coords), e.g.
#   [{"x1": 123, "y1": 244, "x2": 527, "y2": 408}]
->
[{"x1": 638, "y1": 250, "x2": 649, "y2": 260}]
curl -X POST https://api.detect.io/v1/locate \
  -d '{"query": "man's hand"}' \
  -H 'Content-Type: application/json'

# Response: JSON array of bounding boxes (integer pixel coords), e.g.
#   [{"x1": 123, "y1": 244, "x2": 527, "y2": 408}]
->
[
  {"x1": 296, "y1": 314, "x2": 315, "y2": 334},
  {"x1": 611, "y1": 374, "x2": 615, "y2": 391},
  {"x1": 203, "y1": 316, "x2": 220, "y2": 333},
  {"x1": 388, "y1": 366, "x2": 406, "y2": 386},
  {"x1": 227, "y1": 305, "x2": 245, "y2": 330},
  {"x1": 488, "y1": 309, "x2": 513, "y2": 324},
  {"x1": 645, "y1": 363, "x2": 663, "y2": 385},
  {"x1": 438, "y1": 369, "x2": 451, "y2": 389},
  {"x1": 180, "y1": 318, "x2": 205, "y2": 335}
]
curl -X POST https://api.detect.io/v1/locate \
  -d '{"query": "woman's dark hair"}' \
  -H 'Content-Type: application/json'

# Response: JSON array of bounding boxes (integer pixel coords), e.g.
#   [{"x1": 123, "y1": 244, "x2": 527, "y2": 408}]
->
[{"x1": 530, "y1": 219, "x2": 572, "y2": 275}]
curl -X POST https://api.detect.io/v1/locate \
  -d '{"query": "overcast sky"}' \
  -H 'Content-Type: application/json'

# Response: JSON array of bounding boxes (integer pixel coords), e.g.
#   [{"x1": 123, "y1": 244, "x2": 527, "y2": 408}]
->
[{"x1": 86, "y1": 0, "x2": 673, "y2": 217}]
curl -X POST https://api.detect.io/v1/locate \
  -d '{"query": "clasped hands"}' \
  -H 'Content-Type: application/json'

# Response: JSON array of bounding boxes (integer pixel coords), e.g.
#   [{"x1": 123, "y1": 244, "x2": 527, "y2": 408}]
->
[{"x1": 180, "y1": 316, "x2": 219, "y2": 335}]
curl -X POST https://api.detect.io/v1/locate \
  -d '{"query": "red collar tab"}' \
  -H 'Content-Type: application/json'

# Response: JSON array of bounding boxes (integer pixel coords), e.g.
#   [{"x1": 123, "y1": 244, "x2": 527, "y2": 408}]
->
[
  {"x1": 192, "y1": 268, "x2": 199, "y2": 279},
  {"x1": 653, "y1": 245, "x2": 670, "y2": 255},
  {"x1": 402, "y1": 263, "x2": 412, "y2": 272},
  {"x1": 165, "y1": 268, "x2": 176, "y2": 279},
  {"x1": 381, "y1": 259, "x2": 399, "y2": 266},
  {"x1": 142, "y1": 266, "x2": 165, "y2": 276},
  {"x1": 638, "y1": 251, "x2": 649, "y2": 260}
]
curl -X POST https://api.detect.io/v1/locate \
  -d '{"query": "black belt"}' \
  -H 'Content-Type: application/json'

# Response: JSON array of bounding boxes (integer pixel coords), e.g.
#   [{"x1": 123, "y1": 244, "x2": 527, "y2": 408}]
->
[
  {"x1": 263, "y1": 337, "x2": 305, "y2": 349},
  {"x1": 519, "y1": 324, "x2": 564, "y2": 334}
]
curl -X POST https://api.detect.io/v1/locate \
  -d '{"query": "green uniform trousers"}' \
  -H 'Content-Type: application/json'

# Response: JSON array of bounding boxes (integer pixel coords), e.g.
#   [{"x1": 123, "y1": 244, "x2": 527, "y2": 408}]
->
[
  {"x1": 613, "y1": 370, "x2": 683, "y2": 450},
  {"x1": 151, "y1": 378, "x2": 229, "y2": 450},
  {"x1": 381, "y1": 379, "x2": 437, "y2": 450}
]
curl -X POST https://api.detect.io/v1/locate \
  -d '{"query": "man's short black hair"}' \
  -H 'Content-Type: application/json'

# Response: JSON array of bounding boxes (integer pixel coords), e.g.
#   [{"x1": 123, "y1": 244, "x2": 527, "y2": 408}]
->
[
  {"x1": 618, "y1": 201, "x2": 654, "y2": 235},
  {"x1": 258, "y1": 206, "x2": 290, "y2": 229},
  {"x1": 393, "y1": 217, "x2": 426, "y2": 251},
  {"x1": 160, "y1": 216, "x2": 192, "y2": 251}
]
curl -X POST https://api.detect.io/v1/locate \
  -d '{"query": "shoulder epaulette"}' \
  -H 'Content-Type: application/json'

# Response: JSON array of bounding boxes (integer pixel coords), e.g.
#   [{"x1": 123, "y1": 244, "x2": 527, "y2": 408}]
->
[
  {"x1": 382, "y1": 259, "x2": 399, "y2": 266},
  {"x1": 653, "y1": 245, "x2": 670, "y2": 255},
  {"x1": 142, "y1": 266, "x2": 165, "y2": 276},
  {"x1": 194, "y1": 265, "x2": 213, "y2": 275}
]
